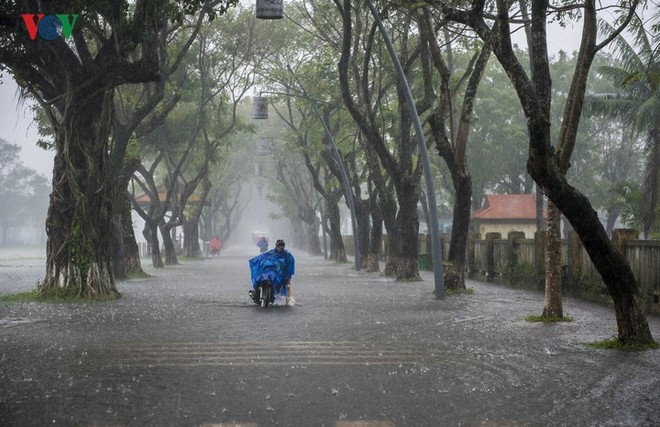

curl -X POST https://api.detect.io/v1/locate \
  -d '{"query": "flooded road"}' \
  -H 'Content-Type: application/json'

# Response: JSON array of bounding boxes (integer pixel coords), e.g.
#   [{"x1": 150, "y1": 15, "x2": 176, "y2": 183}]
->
[{"x1": 1, "y1": 246, "x2": 658, "y2": 426}]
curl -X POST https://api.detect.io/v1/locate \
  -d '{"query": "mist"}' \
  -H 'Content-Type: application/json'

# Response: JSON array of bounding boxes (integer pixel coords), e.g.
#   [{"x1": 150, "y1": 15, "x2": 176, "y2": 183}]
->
[
  {"x1": 0, "y1": 78, "x2": 54, "y2": 179},
  {"x1": 228, "y1": 181, "x2": 295, "y2": 249}
]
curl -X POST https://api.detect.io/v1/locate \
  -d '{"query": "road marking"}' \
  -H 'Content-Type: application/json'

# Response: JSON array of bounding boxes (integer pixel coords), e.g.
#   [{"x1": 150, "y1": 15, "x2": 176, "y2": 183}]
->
[
  {"x1": 111, "y1": 341, "x2": 434, "y2": 367},
  {"x1": 336, "y1": 422, "x2": 396, "y2": 427},
  {"x1": 199, "y1": 424, "x2": 258, "y2": 427},
  {"x1": 199, "y1": 422, "x2": 394, "y2": 427},
  {"x1": 81, "y1": 419, "x2": 398, "y2": 427}
]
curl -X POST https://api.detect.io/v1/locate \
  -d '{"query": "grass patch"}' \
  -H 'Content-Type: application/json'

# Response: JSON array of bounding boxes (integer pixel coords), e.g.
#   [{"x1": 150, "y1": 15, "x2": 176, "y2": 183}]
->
[
  {"x1": 446, "y1": 287, "x2": 475, "y2": 296},
  {"x1": 525, "y1": 314, "x2": 574, "y2": 323},
  {"x1": 0, "y1": 291, "x2": 40, "y2": 303},
  {"x1": 0, "y1": 288, "x2": 116, "y2": 304},
  {"x1": 586, "y1": 336, "x2": 659, "y2": 351},
  {"x1": 432, "y1": 287, "x2": 475, "y2": 297},
  {"x1": 125, "y1": 271, "x2": 152, "y2": 280}
]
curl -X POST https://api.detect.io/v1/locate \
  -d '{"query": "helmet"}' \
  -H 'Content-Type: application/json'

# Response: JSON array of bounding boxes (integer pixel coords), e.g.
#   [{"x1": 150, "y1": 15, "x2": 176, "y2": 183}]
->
[{"x1": 276, "y1": 239, "x2": 285, "y2": 248}]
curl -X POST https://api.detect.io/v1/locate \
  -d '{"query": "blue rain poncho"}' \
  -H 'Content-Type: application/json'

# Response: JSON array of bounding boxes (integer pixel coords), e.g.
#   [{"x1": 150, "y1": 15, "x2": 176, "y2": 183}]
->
[{"x1": 249, "y1": 248, "x2": 295, "y2": 296}]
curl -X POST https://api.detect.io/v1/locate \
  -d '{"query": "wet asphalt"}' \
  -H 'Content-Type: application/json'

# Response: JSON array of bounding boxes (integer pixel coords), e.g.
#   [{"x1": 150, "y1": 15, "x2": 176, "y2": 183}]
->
[{"x1": 0, "y1": 245, "x2": 659, "y2": 427}]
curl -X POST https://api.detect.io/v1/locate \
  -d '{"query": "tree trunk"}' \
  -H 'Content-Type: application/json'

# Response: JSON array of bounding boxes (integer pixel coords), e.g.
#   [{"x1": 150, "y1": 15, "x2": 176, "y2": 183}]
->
[
  {"x1": 381, "y1": 195, "x2": 400, "y2": 277},
  {"x1": 354, "y1": 197, "x2": 370, "y2": 270},
  {"x1": 111, "y1": 196, "x2": 145, "y2": 280},
  {"x1": 183, "y1": 181, "x2": 207, "y2": 258},
  {"x1": 39, "y1": 90, "x2": 120, "y2": 299},
  {"x1": 605, "y1": 207, "x2": 619, "y2": 237},
  {"x1": 118, "y1": 200, "x2": 144, "y2": 277},
  {"x1": 531, "y1": 159, "x2": 654, "y2": 344},
  {"x1": 146, "y1": 221, "x2": 164, "y2": 268},
  {"x1": 367, "y1": 222, "x2": 383, "y2": 272},
  {"x1": 160, "y1": 221, "x2": 179, "y2": 265},
  {"x1": 112, "y1": 158, "x2": 145, "y2": 279},
  {"x1": 536, "y1": 189, "x2": 545, "y2": 231},
  {"x1": 367, "y1": 184, "x2": 383, "y2": 273},
  {"x1": 395, "y1": 181, "x2": 421, "y2": 280},
  {"x1": 543, "y1": 201, "x2": 563, "y2": 317},
  {"x1": 326, "y1": 200, "x2": 347, "y2": 262},
  {"x1": 184, "y1": 217, "x2": 201, "y2": 257},
  {"x1": 447, "y1": 172, "x2": 471, "y2": 289},
  {"x1": 306, "y1": 217, "x2": 322, "y2": 255},
  {"x1": 336, "y1": 1, "x2": 422, "y2": 279}
]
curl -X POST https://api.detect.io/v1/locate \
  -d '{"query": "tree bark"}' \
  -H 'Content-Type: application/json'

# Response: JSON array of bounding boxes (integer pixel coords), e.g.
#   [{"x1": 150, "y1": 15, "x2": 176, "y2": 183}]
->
[
  {"x1": 396, "y1": 180, "x2": 421, "y2": 280},
  {"x1": 183, "y1": 216, "x2": 202, "y2": 257},
  {"x1": 381, "y1": 193, "x2": 400, "y2": 277},
  {"x1": 145, "y1": 221, "x2": 164, "y2": 268},
  {"x1": 326, "y1": 200, "x2": 347, "y2": 262},
  {"x1": 543, "y1": 201, "x2": 562, "y2": 317},
  {"x1": 40, "y1": 90, "x2": 120, "y2": 299},
  {"x1": 112, "y1": 158, "x2": 146, "y2": 279},
  {"x1": 366, "y1": 179, "x2": 383, "y2": 273},
  {"x1": 306, "y1": 216, "x2": 322, "y2": 255},
  {"x1": 160, "y1": 220, "x2": 179, "y2": 265},
  {"x1": 111, "y1": 193, "x2": 145, "y2": 280}
]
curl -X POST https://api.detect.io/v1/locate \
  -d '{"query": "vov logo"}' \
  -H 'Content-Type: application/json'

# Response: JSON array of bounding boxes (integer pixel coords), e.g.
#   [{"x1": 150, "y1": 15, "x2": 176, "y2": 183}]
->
[{"x1": 21, "y1": 14, "x2": 79, "y2": 41}]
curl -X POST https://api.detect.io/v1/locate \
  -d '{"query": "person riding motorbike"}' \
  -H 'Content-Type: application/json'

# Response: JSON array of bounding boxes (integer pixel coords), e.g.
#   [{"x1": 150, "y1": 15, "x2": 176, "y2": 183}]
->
[
  {"x1": 256, "y1": 236, "x2": 268, "y2": 253},
  {"x1": 248, "y1": 239, "x2": 295, "y2": 306}
]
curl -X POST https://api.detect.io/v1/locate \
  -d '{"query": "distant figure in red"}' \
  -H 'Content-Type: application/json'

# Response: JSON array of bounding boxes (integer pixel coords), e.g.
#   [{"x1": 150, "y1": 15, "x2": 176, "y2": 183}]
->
[
  {"x1": 256, "y1": 236, "x2": 269, "y2": 253},
  {"x1": 210, "y1": 236, "x2": 222, "y2": 256}
]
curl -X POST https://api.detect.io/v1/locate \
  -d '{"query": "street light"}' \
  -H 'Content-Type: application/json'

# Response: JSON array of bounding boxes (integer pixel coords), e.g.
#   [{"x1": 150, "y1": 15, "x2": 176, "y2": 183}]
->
[{"x1": 367, "y1": 0, "x2": 445, "y2": 298}]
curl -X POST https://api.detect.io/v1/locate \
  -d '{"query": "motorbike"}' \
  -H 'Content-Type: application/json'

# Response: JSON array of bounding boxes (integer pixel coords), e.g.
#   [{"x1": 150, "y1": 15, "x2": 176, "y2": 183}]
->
[
  {"x1": 251, "y1": 278, "x2": 274, "y2": 307},
  {"x1": 248, "y1": 252, "x2": 286, "y2": 308}
]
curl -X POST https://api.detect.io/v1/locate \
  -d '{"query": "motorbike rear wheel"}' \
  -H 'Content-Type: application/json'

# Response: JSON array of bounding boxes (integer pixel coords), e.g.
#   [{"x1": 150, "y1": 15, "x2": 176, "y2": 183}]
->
[{"x1": 259, "y1": 282, "x2": 272, "y2": 307}]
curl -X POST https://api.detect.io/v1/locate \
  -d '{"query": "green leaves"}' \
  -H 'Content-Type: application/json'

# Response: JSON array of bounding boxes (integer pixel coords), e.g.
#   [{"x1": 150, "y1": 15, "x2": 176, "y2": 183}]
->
[{"x1": 166, "y1": 0, "x2": 240, "y2": 25}]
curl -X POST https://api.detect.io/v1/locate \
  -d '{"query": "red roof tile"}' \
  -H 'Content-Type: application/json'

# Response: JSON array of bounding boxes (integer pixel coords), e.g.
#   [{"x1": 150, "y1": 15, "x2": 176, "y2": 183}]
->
[{"x1": 472, "y1": 194, "x2": 540, "y2": 220}]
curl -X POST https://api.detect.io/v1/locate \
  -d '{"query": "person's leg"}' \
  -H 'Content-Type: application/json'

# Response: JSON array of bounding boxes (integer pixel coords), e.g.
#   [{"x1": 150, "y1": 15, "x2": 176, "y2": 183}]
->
[{"x1": 285, "y1": 281, "x2": 291, "y2": 305}]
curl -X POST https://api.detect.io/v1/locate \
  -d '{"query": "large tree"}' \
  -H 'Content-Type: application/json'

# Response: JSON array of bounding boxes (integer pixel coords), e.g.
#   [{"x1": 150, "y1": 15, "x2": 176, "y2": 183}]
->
[
  {"x1": 336, "y1": 0, "x2": 430, "y2": 280},
  {"x1": 417, "y1": 10, "x2": 491, "y2": 287},
  {"x1": 0, "y1": 0, "x2": 238, "y2": 299},
  {"x1": 435, "y1": 0, "x2": 654, "y2": 344}
]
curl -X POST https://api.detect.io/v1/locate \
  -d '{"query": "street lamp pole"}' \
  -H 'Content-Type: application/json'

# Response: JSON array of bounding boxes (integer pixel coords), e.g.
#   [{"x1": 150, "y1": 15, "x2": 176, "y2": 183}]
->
[{"x1": 366, "y1": 0, "x2": 445, "y2": 298}]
